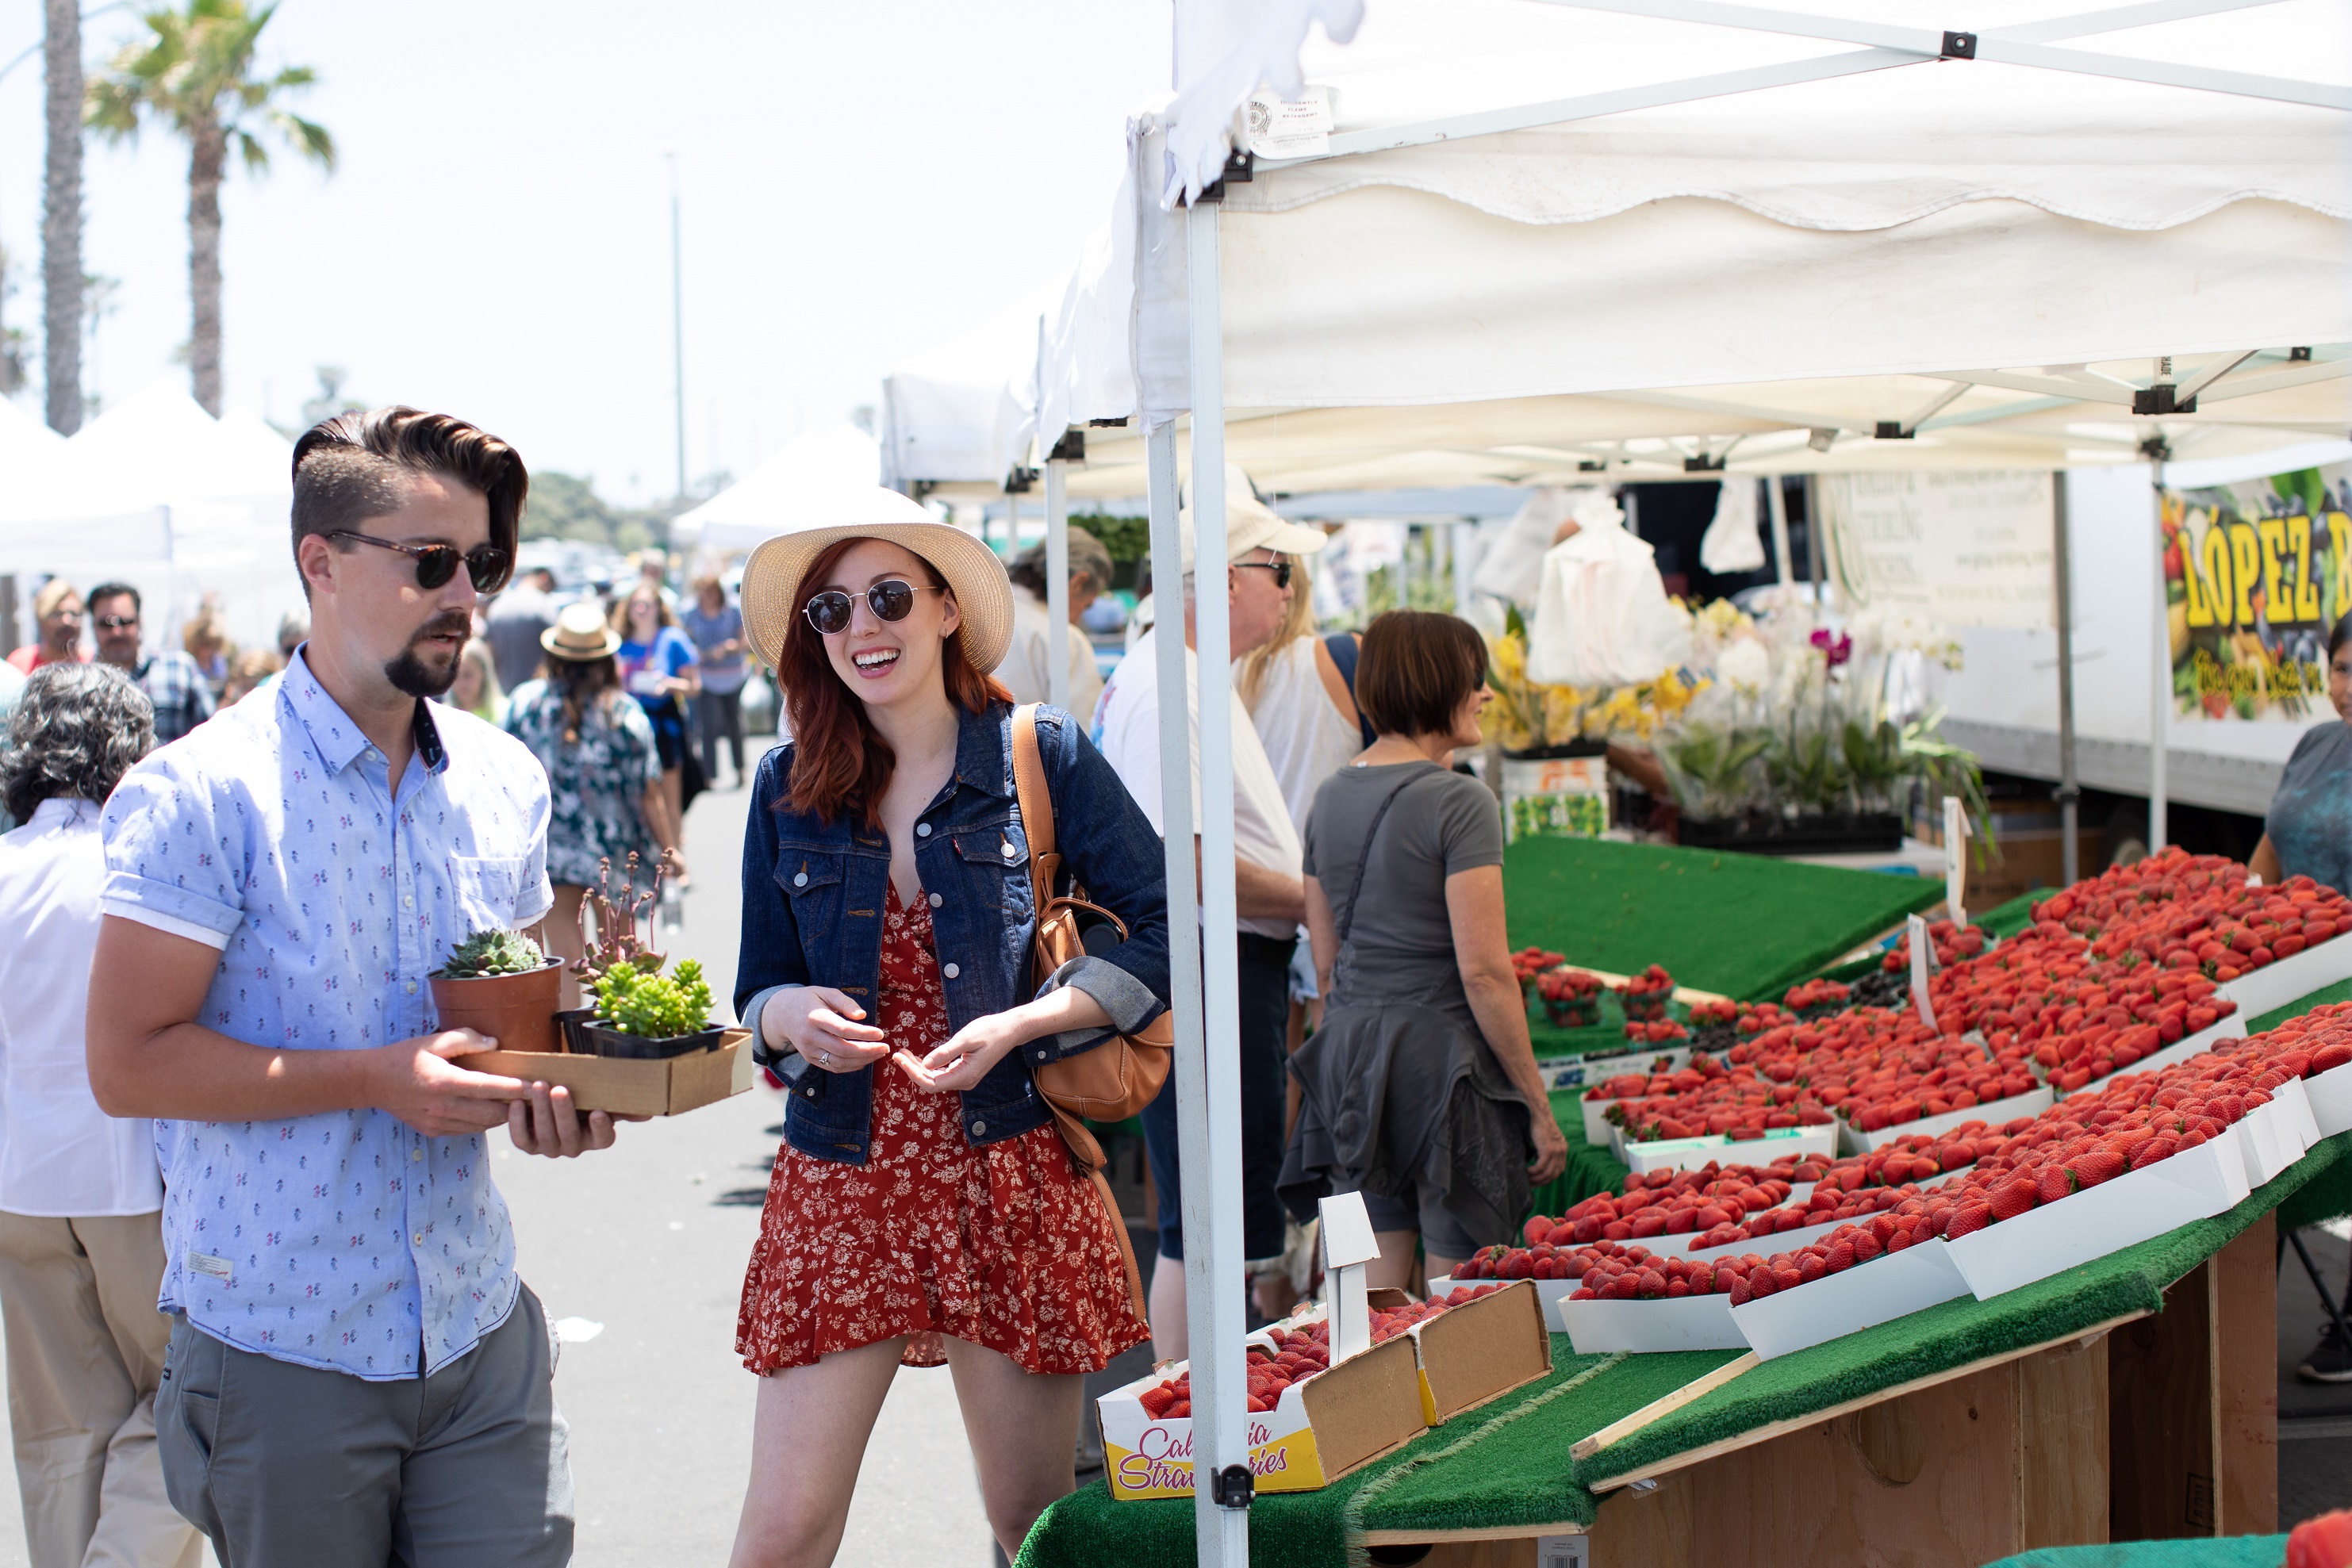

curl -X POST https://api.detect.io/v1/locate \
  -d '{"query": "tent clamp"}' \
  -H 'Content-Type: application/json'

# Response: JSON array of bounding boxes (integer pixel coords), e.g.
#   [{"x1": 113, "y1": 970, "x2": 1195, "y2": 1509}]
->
[
  {"x1": 1209, "y1": 1464, "x2": 1256, "y2": 1510},
  {"x1": 1874, "y1": 421, "x2": 1917, "y2": 440},
  {"x1": 2139, "y1": 434, "x2": 2175, "y2": 464},
  {"x1": 1004, "y1": 466, "x2": 1039, "y2": 494},
  {"x1": 1579, "y1": 458, "x2": 1608, "y2": 471},
  {"x1": 1048, "y1": 428, "x2": 1087, "y2": 462},
  {"x1": 2132, "y1": 385, "x2": 2196, "y2": 416},
  {"x1": 1683, "y1": 453, "x2": 1727, "y2": 471},
  {"x1": 2290, "y1": 346, "x2": 2313, "y2": 362},
  {"x1": 1198, "y1": 150, "x2": 1256, "y2": 204},
  {"x1": 1940, "y1": 30, "x2": 1976, "y2": 59},
  {"x1": 1088, "y1": 416, "x2": 1130, "y2": 428}
]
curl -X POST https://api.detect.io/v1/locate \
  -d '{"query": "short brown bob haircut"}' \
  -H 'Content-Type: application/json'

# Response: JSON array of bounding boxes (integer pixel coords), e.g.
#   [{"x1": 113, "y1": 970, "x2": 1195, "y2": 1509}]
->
[
  {"x1": 1356, "y1": 609, "x2": 1490, "y2": 739},
  {"x1": 290, "y1": 407, "x2": 528, "y2": 597}
]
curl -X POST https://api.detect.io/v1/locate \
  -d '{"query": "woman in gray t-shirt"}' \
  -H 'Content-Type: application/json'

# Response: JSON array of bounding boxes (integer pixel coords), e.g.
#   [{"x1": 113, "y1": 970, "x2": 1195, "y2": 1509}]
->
[{"x1": 1279, "y1": 611, "x2": 1569, "y2": 1286}]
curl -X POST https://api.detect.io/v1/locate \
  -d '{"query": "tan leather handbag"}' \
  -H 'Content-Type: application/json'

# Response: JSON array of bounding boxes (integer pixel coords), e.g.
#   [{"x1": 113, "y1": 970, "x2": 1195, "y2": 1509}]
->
[{"x1": 1010, "y1": 704, "x2": 1174, "y2": 1313}]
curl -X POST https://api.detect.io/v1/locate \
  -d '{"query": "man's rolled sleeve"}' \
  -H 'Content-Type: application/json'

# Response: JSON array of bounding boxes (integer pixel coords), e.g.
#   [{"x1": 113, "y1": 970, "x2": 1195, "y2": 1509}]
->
[{"x1": 98, "y1": 758, "x2": 247, "y2": 949}]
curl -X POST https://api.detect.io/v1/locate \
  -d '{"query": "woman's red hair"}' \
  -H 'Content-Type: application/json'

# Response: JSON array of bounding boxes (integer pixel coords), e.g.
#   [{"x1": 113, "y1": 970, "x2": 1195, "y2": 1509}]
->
[{"x1": 776, "y1": 536, "x2": 1011, "y2": 827}]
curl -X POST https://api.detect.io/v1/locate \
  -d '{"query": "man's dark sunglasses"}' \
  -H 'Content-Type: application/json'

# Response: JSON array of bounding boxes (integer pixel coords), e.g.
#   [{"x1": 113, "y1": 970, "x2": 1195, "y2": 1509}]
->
[
  {"x1": 1235, "y1": 556, "x2": 1294, "y2": 589},
  {"x1": 803, "y1": 579, "x2": 944, "y2": 635},
  {"x1": 94, "y1": 615, "x2": 140, "y2": 630},
  {"x1": 332, "y1": 530, "x2": 513, "y2": 593}
]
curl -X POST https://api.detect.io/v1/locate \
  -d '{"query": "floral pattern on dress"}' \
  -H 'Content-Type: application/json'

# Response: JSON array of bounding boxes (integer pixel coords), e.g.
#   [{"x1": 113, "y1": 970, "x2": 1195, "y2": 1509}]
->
[
  {"x1": 503, "y1": 682, "x2": 662, "y2": 888},
  {"x1": 736, "y1": 884, "x2": 1149, "y2": 1375}
]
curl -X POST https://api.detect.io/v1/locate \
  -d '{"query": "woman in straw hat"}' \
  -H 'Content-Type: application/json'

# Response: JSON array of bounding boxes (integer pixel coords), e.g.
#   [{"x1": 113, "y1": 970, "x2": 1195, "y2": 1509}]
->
[
  {"x1": 501, "y1": 600, "x2": 681, "y2": 1006},
  {"x1": 728, "y1": 490, "x2": 1168, "y2": 1566}
]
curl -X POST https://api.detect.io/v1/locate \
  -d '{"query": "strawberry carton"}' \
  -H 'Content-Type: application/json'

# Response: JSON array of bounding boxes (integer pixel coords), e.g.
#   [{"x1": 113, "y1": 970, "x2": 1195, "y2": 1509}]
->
[
  {"x1": 1615, "y1": 964, "x2": 1677, "y2": 1022},
  {"x1": 1730, "y1": 1234, "x2": 1972, "y2": 1360},
  {"x1": 1096, "y1": 1317, "x2": 1425, "y2": 1500},
  {"x1": 1537, "y1": 968, "x2": 1605, "y2": 1029},
  {"x1": 1840, "y1": 1084, "x2": 2053, "y2": 1154},
  {"x1": 1550, "y1": 1247, "x2": 1751, "y2": 1352},
  {"x1": 2215, "y1": 912, "x2": 2352, "y2": 1020},
  {"x1": 2277, "y1": 1010, "x2": 2352, "y2": 1135}
]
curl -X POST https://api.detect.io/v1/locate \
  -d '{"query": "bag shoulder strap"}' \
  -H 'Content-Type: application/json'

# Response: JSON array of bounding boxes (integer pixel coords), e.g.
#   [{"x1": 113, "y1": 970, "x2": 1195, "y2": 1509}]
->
[
  {"x1": 1321, "y1": 632, "x2": 1378, "y2": 749},
  {"x1": 1335, "y1": 768, "x2": 1433, "y2": 949},
  {"x1": 1010, "y1": 704, "x2": 1056, "y2": 911}
]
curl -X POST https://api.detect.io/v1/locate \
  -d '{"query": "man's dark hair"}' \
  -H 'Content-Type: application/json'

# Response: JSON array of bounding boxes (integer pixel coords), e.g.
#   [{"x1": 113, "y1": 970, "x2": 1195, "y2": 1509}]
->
[
  {"x1": 86, "y1": 581, "x2": 140, "y2": 616},
  {"x1": 290, "y1": 407, "x2": 529, "y2": 598},
  {"x1": 2, "y1": 663, "x2": 155, "y2": 822}
]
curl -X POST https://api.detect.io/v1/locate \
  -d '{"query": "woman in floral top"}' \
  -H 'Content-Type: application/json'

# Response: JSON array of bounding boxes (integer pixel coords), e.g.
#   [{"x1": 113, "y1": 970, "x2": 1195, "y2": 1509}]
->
[{"x1": 505, "y1": 602, "x2": 681, "y2": 1005}]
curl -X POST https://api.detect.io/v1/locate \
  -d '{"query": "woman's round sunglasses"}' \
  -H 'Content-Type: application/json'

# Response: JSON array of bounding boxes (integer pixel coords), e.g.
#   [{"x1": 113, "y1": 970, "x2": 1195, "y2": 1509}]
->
[
  {"x1": 332, "y1": 530, "x2": 513, "y2": 593},
  {"x1": 804, "y1": 579, "x2": 944, "y2": 636}
]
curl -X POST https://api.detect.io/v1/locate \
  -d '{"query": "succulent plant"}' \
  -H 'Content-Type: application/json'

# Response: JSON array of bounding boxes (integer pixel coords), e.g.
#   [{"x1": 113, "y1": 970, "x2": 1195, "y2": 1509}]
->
[
  {"x1": 573, "y1": 853, "x2": 667, "y2": 988},
  {"x1": 433, "y1": 929, "x2": 549, "y2": 980},
  {"x1": 593, "y1": 958, "x2": 712, "y2": 1040}
]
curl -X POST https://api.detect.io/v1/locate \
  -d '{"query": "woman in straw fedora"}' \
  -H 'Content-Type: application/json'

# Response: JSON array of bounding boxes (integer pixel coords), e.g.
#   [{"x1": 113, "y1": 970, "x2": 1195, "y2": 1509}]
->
[
  {"x1": 501, "y1": 600, "x2": 681, "y2": 1006},
  {"x1": 727, "y1": 490, "x2": 1169, "y2": 1566}
]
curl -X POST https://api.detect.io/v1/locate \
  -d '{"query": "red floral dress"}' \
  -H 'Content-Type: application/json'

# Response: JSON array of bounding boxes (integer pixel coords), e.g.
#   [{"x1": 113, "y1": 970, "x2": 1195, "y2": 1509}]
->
[{"x1": 737, "y1": 883, "x2": 1149, "y2": 1374}]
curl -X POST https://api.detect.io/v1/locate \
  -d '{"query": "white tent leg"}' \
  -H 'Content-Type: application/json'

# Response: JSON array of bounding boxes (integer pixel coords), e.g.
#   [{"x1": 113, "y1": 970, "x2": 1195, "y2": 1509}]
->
[
  {"x1": 1452, "y1": 520, "x2": 1476, "y2": 615},
  {"x1": 1180, "y1": 193, "x2": 1251, "y2": 1564},
  {"x1": 1005, "y1": 491, "x2": 1019, "y2": 556},
  {"x1": 2053, "y1": 472, "x2": 2081, "y2": 884},
  {"x1": 1047, "y1": 455, "x2": 1071, "y2": 711},
  {"x1": 2148, "y1": 473, "x2": 2169, "y2": 853},
  {"x1": 1766, "y1": 476, "x2": 1794, "y2": 588}
]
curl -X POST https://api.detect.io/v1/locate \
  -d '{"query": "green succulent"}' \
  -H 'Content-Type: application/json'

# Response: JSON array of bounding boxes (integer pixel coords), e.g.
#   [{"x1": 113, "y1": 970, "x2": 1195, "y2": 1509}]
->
[
  {"x1": 433, "y1": 929, "x2": 547, "y2": 980},
  {"x1": 594, "y1": 958, "x2": 712, "y2": 1039}
]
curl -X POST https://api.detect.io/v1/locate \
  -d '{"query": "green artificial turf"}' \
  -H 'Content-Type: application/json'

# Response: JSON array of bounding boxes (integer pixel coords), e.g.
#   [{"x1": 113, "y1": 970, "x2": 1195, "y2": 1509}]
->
[
  {"x1": 1526, "y1": 1094, "x2": 1633, "y2": 1221},
  {"x1": 1503, "y1": 838, "x2": 1941, "y2": 1005},
  {"x1": 1983, "y1": 1538, "x2": 2288, "y2": 1568}
]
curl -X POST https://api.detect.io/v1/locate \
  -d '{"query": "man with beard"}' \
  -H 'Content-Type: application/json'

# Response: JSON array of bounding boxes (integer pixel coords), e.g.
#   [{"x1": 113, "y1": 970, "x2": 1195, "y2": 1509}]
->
[
  {"x1": 86, "y1": 582, "x2": 215, "y2": 744},
  {"x1": 85, "y1": 407, "x2": 616, "y2": 1568}
]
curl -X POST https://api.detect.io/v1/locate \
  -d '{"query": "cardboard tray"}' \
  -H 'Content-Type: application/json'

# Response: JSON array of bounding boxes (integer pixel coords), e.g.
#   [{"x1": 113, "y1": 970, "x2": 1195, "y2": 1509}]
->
[
  {"x1": 1376, "y1": 1283, "x2": 1552, "y2": 1426},
  {"x1": 1618, "y1": 1122, "x2": 1839, "y2": 1175},
  {"x1": 1729, "y1": 1238, "x2": 1971, "y2": 1360},
  {"x1": 1836, "y1": 1085, "x2": 2054, "y2": 1155},
  {"x1": 2235, "y1": 1076, "x2": 2321, "y2": 1187},
  {"x1": 2055, "y1": 1014, "x2": 2245, "y2": 1097},
  {"x1": 1428, "y1": 1274, "x2": 1579, "y2": 1332},
  {"x1": 469, "y1": 1028, "x2": 754, "y2": 1117},
  {"x1": 1095, "y1": 1328, "x2": 1426, "y2": 1499},
  {"x1": 1942, "y1": 1133, "x2": 2250, "y2": 1302},
  {"x1": 1655, "y1": 1167, "x2": 1973, "y2": 1262}
]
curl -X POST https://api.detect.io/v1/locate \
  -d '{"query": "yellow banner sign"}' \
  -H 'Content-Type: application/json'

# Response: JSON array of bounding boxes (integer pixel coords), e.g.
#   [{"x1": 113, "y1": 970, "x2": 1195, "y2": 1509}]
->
[{"x1": 2162, "y1": 465, "x2": 2350, "y2": 721}]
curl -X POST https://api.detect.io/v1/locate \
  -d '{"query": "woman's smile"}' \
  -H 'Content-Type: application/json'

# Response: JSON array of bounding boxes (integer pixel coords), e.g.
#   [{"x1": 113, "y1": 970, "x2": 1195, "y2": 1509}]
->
[{"x1": 850, "y1": 644, "x2": 902, "y2": 677}]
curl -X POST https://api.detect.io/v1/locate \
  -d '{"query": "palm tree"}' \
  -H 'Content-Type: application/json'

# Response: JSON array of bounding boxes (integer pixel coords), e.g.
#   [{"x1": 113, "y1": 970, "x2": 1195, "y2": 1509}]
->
[
  {"x1": 87, "y1": 1, "x2": 332, "y2": 416},
  {"x1": 44, "y1": 0, "x2": 83, "y2": 434}
]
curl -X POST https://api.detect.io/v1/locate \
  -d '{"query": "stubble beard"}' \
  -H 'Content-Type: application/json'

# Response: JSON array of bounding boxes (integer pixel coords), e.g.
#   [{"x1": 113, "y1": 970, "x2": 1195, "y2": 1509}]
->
[{"x1": 384, "y1": 614, "x2": 470, "y2": 699}]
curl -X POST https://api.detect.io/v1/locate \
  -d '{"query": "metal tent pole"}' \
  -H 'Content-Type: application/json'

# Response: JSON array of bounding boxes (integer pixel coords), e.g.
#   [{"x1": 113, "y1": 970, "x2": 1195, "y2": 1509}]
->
[
  {"x1": 1766, "y1": 476, "x2": 1794, "y2": 588},
  {"x1": 1046, "y1": 450, "x2": 1072, "y2": 711},
  {"x1": 2148, "y1": 472, "x2": 2170, "y2": 852},
  {"x1": 1805, "y1": 474, "x2": 1824, "y2": 600},
  {"x1": 1178, "y1": 190, "x2": 1251, "y2": 1562},
  {"x1": 1452, "y1": 520, "x2": 1477, "y2": 615},
  {"x1": 2053, "y1": 472, "x2": 2081, "y2": 884}
]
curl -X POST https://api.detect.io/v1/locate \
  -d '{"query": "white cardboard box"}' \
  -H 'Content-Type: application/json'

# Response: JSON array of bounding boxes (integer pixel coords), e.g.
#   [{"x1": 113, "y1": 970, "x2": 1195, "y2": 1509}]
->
[
  {"x1": 2214, "y1": 930, "x2": 2352, "y2": 1022},
  {"x1": 1560, "y1": 1291, "x2": 1748, "y2": 1354},
  {"x1": 1729, "y1": 1240, "x2": 1970, "y2": 1360},
  {"x1": 1943, "y1": 1133, "x2": 2250, "y2": 1302},
  {"x1": 1836, "y1": 1086, "x2": 2054, "y2": 1156},
  {"x1": 1618, "y1": 1122, "x2": 1840, "y2": 1175},
  {"x1": 2306, "y1": 1060, "x2": 2352, "y2": 1138},
  {"x1": 2060, "y1": 1014, "x2": 2246, "y2": 1095}
]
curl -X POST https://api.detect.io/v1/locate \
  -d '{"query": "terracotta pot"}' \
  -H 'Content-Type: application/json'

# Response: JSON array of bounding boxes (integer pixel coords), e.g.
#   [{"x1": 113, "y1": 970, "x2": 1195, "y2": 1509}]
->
[{"x1": 428, "y1": 960, "x2": 566, "y2": 1052}]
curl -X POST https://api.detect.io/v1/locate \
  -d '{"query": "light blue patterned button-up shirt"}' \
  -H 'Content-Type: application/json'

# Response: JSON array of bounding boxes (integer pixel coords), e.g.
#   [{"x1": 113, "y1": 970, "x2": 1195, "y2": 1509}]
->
[{"x1": 101, "y1": 649, "x2": 553, "y2": 1379}]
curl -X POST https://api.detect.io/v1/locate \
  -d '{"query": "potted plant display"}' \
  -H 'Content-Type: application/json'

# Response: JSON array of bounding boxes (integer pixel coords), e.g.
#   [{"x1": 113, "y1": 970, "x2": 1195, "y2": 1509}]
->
[
  {"x1": 579, "y1": 959, "x2": 721, "y2": 1060},
  {"x1": 428, "y1": 930, "x2": 565, "y2": 1052}
]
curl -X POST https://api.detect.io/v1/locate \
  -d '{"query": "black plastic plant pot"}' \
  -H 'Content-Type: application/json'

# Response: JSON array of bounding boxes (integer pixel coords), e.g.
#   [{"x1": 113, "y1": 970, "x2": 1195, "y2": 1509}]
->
[
  {"x1": 554, "y1": 1007, "x2": 599, "y2": 1054},
  {"x1": 579, "y1": 1022, "x2": 727, "y2": 1060}
]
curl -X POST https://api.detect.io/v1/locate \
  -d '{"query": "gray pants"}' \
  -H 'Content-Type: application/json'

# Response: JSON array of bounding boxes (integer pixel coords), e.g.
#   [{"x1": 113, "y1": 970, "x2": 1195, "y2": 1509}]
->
[{"x1": 155, "y1": 1286, "x2": 574, "y2": 1568}]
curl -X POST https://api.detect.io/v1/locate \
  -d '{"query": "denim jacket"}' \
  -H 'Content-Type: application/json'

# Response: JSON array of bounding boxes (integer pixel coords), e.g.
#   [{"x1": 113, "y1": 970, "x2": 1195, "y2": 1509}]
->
[{"x1": 737, "y1": 701, "x2": 1171, "y2": 1164}]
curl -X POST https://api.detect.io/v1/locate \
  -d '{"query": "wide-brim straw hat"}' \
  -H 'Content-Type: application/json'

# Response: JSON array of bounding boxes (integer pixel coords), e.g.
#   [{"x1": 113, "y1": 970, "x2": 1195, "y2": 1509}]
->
[
  {"x1": 739, "y1": 488, "x2": 1014, "y2": 674},
  {"x1": 541, "y1": 600, "x2": 624, "y2": 661}
]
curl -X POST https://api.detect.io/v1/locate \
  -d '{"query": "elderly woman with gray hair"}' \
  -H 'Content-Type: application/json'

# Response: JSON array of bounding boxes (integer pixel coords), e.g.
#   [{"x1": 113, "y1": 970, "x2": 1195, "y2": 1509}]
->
[
  {"x1": 0, "y1": 664, "x2": 199, "y2": 1568},
  {"x1": 1000, "y1": 523, "x2": 1115, "y2": 719}
]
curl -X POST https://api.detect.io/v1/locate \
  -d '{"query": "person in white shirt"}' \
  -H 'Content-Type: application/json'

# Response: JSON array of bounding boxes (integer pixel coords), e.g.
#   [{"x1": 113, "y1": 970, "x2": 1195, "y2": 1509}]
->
[
  {"x1": 999, "y1": 525, "x2": 1115, "y2": 720},
  {"x1": 0, "y1": 663, "x2": 201, "y2": 1568},
  {"x1": 1092, "y1": 480, "x2": 1329, "y2": 1359}
]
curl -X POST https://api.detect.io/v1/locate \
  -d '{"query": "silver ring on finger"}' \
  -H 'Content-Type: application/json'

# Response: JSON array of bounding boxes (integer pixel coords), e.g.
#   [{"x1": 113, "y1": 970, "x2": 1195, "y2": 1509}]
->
[{"x1": 816, "y1": 1049, "x2": 830, "y2": 1067}]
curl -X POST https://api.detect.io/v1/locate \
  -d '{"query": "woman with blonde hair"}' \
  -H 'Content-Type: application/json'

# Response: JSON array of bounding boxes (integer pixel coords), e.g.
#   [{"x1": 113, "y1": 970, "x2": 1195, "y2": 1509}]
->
[{"x1": 444, "y1": 637, "x2": 504, "y2": 724}]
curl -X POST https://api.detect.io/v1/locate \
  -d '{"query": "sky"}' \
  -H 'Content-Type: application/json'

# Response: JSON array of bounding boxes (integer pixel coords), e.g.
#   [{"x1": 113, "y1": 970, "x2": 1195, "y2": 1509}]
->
[{"x1": 0, "y1": 1, "x2": 1171, "y2": 504}]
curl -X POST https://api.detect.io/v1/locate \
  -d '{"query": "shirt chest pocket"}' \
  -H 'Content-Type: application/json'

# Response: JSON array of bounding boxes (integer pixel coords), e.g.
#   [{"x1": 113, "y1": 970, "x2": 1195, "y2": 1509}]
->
[
  {"x1": 951, "y1": 830, "x2": 1032, "y2": 915},
  {"x1": 447, "y1": 854, "x2": 528, "y2": 932}
]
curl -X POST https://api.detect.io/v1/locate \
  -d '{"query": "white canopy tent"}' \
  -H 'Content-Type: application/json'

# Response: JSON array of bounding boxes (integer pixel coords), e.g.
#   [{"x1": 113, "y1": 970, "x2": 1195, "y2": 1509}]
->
[
  {"x1": 877, "y1": 288, "x2": 1060, "y2": 498},
  {"x1": 1027, "y1": 2, "x2": 2350, "y2": 1558},
  {"x1": 0, "y1": 381, "x2": 303, "y2": 658},
  {"x1": 669, "y1": 424, "x2": 884, "y2": 555}
]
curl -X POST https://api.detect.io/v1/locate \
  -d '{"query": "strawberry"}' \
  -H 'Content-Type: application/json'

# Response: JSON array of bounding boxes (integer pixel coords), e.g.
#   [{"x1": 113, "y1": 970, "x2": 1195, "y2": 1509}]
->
[
  {"x1": 2035, "y1": 1167, "x2": 2073, "y2": 1205},
  {"x1": 1988, "y1": 1179, "x2": 2040, "y2": 1220},
  {"x1": 2065, "y1": 1149, "x2": 2124, "y2": 1190}
]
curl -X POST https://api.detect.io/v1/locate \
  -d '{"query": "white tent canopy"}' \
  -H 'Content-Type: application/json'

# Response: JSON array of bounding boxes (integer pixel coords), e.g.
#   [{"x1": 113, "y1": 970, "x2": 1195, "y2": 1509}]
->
[
  {"x1": 878, "y1": 289, "x2": 1059, "y2": 494},
  {"x1": 1067, "y1": 4, "x2": 2350, "y2": 1562},
  {"x1": 669, "y1": 424, "x2": 883, "y2": 554},
  {"x1": 0, "y1": 381, "x2": 302, "y2": 657}
]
